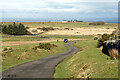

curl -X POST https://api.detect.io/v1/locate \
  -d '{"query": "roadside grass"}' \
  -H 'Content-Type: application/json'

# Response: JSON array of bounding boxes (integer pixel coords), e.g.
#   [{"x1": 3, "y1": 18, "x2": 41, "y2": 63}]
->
[
  {"x1": 45, "y1": 35, "x2": 93, "y2": 39},
  {"x1": 2, "y1": 41, "x2": 67, "y2": 71},
  {"x1": 54, "y1": 39, "x2": 118, "y2": 78},
  {"x1": 2, "y1": 22, "x2": 116, "y2": 28}
]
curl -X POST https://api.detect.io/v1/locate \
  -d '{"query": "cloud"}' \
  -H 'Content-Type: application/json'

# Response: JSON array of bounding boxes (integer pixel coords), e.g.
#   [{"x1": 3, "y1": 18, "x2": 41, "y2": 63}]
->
[{"x1": 0, "y1": 0, "x2": 118, "y2": 18}]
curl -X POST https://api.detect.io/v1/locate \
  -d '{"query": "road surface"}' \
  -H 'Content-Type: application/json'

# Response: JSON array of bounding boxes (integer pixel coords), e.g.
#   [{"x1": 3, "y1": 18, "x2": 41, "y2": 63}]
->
[{"x1": 2, "y1": 42, "x2": 79, "y2": 78}]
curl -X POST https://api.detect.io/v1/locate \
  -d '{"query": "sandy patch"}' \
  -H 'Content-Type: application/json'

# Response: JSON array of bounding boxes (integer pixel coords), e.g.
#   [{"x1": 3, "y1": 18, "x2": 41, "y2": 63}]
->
[
  {"x1": 27, "y1": 28, "x2": 44, "y2": 34},
  {"x1": 43, "y1": 27, "x2": 115, "y2": 35}
]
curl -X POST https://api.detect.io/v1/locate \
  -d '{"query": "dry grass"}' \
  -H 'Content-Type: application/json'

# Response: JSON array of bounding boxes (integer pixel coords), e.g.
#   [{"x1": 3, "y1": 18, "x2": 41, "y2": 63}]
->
[
  {"x1": 108, "y1": 49, "x2": 119, "y2": 60},
  {"x1": 43, "y1": 27, "x2": 115, "y2": 35}
]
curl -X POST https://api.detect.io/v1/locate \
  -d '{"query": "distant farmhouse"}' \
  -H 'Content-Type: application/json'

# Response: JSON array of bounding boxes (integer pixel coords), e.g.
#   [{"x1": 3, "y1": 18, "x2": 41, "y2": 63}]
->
[
  {"x1": 62, "y1": 20, "x2": 83, "y2": 23},
  {"x1": 61, "y1": 20, "x2": 68, "y2": 23},
  {"x1": 70, "y1": 20, "x2": 83, "y2": 22}
]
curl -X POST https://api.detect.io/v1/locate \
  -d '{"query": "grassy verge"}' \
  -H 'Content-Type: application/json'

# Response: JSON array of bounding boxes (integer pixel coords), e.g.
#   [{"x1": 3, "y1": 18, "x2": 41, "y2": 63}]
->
[
  {"x1": 54, "y1": 39, "x2": 118, "y2": 78},
  {"x1": 45, "y1": 35, "x2": 92, "y2": 39},
  {"x1": 2, "y1": 35, "x2": 92, "y2": 42},
  {"x1": 2, "y1": 41, "x2": 67, "y2": 71}
]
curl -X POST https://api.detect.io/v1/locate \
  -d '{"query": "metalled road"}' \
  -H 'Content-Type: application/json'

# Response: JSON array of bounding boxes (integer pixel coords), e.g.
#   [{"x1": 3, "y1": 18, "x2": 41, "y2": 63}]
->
[{"x1": 2, "y1": 42, "x2": 79, "y2": 78}]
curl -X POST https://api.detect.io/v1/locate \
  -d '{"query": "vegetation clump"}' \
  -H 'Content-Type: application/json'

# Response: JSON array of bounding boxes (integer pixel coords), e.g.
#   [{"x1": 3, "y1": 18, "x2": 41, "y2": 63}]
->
[
  {"x1": 108, "y1": 49, "x2": 119, "y2": 60},
  {"x1": 97, "y1": 33, "x2": 119, "y2": 60},
  {"x1": 64, "y1": 28, "x2": 70, "y2": 30},
  {"x1": 97, "y1": 33, "x2": 117, "y2": 48},
  {"x1": 33, "y1": 43, "x2": 57, "y2": 50},
  {"x1": 41, "y1": 27, "x2": 54, "y2": 31},
  {"x1": 2, "y1": 22, "x2": 31, "y2": 35},
  {"x1": 89, "y1": 22, "x2": 105, "y2": 25},
  {"x1": 3, "y1": 47, "x2": 13, "y2": 52}
]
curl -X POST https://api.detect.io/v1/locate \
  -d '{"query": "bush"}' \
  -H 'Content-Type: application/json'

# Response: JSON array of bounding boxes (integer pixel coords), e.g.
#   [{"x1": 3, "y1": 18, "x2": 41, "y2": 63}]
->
[
  {"x1": 41, "y1": 27, "x2": 54, "y2": 31},
  {"x1": 32, "y1": 46, "x2": 38, "y2": 50},
  {"x1": 3, "y1": 47, "x2": 13, "y2": 52},
  {"x1": 3, "y1": 48, "x2": 8, "y2": 51},
  {"x1": 34, "y1": 43, "x2": 58, "y2": 50},
  {"x1": 89, "y1": 22, "x2": 105, "y2": 25},
  {"x1": 97, "y1": 33, "x2": 117, "y2": 48},
  {"x1": 39, "y1": 43, "x2": 51, "y2": 50},
  {"x1": 64, "y1": 28, "x2": 69, "y2": 30},
  {"x1": 32, "y1": 29, "x2": 37, "y2": 33},
  {"x1": 26, "y1": 27, "x2": 29, "y2": 29}
]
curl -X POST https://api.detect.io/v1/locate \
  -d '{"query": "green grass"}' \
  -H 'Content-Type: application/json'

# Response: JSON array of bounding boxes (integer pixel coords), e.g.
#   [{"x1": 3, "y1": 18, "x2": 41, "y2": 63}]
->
[
  {"x1": 2, "y1": 41, "x2": 67, "y2": 71},
  {"x1": 54, "y1": 38, "x2": 118, "y2": 78},
  {"x1": 45, "y1": 35, "x2": 93, "y2": 39},
  {"x1": 2, "y1": 35, "x2": 42, "y2": 42},
  {"x1": 2, "y1": 35, "x2": 92, "y2": 42}
]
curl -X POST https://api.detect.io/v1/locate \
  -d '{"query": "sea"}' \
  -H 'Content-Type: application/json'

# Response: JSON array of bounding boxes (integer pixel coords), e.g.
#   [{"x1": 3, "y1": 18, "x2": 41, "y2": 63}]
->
[{"x1": 0, "y1": 18, "x2": 119, "y2": 24}]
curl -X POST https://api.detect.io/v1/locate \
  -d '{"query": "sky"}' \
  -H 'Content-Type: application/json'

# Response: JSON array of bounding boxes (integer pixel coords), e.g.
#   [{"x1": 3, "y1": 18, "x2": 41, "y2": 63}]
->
[{"x1": 0, "y1": 0, "x2": 119, "y2": 21}]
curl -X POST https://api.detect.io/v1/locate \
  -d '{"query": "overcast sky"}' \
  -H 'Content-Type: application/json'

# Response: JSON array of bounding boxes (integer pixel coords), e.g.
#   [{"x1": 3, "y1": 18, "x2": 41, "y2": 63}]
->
[{"x1": 0, "y1": 0, "x2": 119, "y2": 20}]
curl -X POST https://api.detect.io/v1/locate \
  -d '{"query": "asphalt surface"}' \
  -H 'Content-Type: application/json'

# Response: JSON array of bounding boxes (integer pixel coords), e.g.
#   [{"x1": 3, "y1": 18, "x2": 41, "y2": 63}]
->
[{"x1": 2, "y1": 41, "x2": 79, "y2": 78}]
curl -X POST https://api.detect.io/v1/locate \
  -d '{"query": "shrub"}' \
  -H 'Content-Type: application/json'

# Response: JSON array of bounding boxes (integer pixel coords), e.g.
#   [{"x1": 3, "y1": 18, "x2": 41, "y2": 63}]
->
[
  {"x1": 42, "y1": 27, "x2": 48, "y2": 31},
  {"x1": 89, "y1": 22, "x2": 105, "y2": 25},
  {"x1": 32, "y1": 46, "x2": 38, "y2": 50},
  {"x1": 35, "y1": 43, "x2": 57, "y2": 50},
  {"x1": 3, "y1": 47, "x2": 13, "y2": 52},
  {"x1": 26, "y1": 27, "x2": 29, "y2": 29},
  {"x1": 41, "y1": 27, "x2": 54, "y2": 31},
  {"x1": 37, "y1": 28, "x2": 41, "y2": 29},
  {"x1": 39, "y1": 43, "x2": 51, "y2": 50},
  {"x1": 32, "y1": 29, "x2": 37, "y2": 33},
  {"x1": 3, "y1": 48, "x2": 8, "y2": 51},
  {"x1": 64, "y1": 28, "x2": 69, "y2": 30},
  {"x1": 97, "y1": 33, "x2": 117, "y2": 48}
]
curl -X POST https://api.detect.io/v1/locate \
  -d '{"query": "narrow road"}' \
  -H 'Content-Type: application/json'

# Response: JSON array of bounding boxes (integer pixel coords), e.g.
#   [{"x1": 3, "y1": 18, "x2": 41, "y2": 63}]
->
[{"x1": 2, "y1": 42, "x2": 79, "y2": 78}]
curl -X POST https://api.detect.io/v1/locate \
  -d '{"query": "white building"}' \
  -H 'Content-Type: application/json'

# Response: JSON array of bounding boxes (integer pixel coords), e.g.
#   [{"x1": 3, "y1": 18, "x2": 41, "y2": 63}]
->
[{"x1": 62, "y1": 20, "x2": 68, "y2": 23}]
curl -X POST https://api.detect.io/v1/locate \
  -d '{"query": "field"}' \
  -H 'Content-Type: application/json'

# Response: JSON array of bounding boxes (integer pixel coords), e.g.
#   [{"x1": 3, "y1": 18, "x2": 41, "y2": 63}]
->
[
  {"x1": 2, "y1": 22, "x2": 117, "y2": 28},
  {"x1": 2, "y1": 34, "x2": 91, "y2": 71},
  {"x1": 54, "y1": 38, "x2": 118, "y2": 78},
  {"x1": 2, "y1": 22, "x2": 117, "y2": 35},
  {"x1": 1, "y1": 22, "x2": 118, "y2": 78},
  {"x1": 2, "y1": 41, "x2": 67, "y2": 71}
]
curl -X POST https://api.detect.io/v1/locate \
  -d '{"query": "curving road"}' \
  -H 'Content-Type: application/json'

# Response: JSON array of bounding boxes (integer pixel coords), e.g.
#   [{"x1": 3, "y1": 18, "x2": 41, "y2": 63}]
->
[{"x1": 2, "y1": 42, "x2": 79, "y2": 78}]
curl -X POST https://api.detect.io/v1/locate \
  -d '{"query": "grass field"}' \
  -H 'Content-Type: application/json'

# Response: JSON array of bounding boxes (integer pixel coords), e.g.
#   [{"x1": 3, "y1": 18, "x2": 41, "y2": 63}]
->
[
  {"x1": 54, "y1": 38, "x2": 118, "y2": 78},
  {"x1": 1, "y1": 22, "x2": 117, "y2": 36},
  {"x1": 2, "y1": 36, "x2": 42, "y2": 42},
  {"x1": 2, "y1": 22, "x2": 117, "y2": 28},
  {"x1": 2, "y1": 35, "x2": 92, "y2": 42},
  {"x1": 1, "y1": 22, "x2": 118, "y2": 78},
  {"x1": 2, "y1": 41, "x2": 67, "y2": 71}
]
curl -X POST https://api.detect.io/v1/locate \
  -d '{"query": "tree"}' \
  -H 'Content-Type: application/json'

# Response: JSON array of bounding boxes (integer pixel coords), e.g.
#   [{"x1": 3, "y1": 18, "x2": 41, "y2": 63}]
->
[
  {"x1": 18, "y1": 23, "x2": 27, "y2": 35},
  {"x1": 2, "y1": 25, "x2": 7, "y2": 34},
  {"x1": 2, "y1": 23, "x2": 30, "y2": 35},
  {"x1": 7, "y1": 24, "x2": 14, "y2": 35}
]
